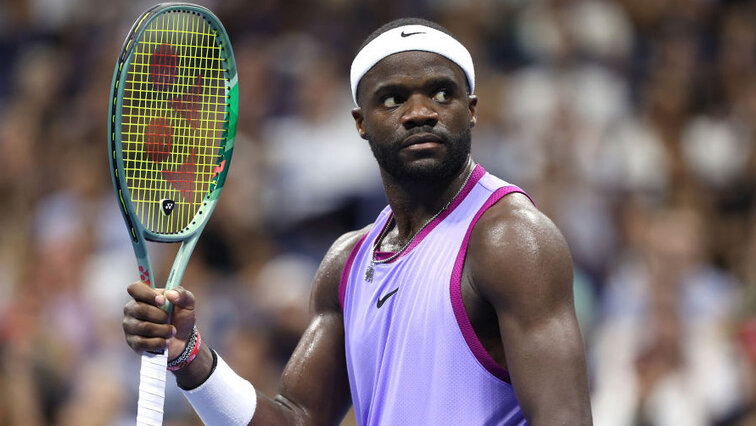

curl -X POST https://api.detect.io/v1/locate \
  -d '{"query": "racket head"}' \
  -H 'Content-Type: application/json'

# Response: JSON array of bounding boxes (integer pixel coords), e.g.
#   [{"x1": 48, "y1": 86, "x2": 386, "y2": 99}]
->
[{"x1": 108, "y1": 2, "x2": 238, "y2": 244}]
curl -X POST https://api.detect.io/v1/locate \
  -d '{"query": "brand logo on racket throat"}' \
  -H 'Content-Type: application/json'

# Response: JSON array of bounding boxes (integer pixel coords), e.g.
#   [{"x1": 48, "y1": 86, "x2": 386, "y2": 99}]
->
[
  {"x1": 400, "y1": 31, "x2": 425, "y2": 37},
  {"x1": 377, "y1": 288, "x2": 399, "y2": 308}
]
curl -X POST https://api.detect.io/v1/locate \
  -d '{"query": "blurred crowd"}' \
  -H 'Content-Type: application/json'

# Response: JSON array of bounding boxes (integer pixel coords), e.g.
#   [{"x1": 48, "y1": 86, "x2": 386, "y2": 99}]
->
[{"x1": 0, "y1": 0, "x2": 754, "y2": 425}]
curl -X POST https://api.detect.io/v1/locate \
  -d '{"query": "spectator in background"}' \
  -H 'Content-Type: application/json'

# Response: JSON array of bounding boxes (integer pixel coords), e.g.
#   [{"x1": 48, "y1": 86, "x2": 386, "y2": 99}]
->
[{"x1": 592, "y1": 206, "x2": 742, "y2": 425}]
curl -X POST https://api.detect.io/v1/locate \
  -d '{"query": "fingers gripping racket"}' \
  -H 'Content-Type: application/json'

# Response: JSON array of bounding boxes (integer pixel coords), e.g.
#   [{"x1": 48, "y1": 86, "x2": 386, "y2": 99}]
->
[{"x1": 107, "y1": 3, "x2": 237, "y2": 425}]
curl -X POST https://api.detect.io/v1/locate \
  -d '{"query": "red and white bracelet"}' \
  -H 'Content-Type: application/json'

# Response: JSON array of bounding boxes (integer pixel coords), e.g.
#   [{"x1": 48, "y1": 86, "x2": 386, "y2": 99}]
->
[{"x1": 167, "y1": 325, "x2": 201, "y2": 372}]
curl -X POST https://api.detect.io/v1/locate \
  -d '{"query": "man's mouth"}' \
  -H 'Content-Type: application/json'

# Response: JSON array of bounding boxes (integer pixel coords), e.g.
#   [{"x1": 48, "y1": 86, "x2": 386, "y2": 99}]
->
[{"x1": 401, "y1": 132, "x2": 444, "y2": 150}]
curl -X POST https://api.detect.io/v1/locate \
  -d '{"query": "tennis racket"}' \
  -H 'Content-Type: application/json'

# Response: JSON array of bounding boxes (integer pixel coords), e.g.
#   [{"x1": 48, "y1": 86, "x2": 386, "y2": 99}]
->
[{"x1": 107, "y1": 3, "x2": 237, "y2": 425}]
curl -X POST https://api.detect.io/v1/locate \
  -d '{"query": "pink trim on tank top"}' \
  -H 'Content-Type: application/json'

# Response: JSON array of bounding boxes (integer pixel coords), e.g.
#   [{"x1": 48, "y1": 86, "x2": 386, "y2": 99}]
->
[
  {"x1": 449, "y1": 185, "x2": 533, "y2": 383},
  {"x1": 339, "y1": 233, "x2": 367, "y2": 311},
  {"x1": 374, "y1": 250, "x2": 394, "y2": 261}
]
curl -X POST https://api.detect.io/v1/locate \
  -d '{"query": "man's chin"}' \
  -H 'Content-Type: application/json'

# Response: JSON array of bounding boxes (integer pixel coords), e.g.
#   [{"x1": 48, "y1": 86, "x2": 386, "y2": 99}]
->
[
  {"x1": 369, "y1": 129, "x2": 471, "y2": 183},
  {"x1": 386, "y1": 158, "x2": 461, "y2": 182}
]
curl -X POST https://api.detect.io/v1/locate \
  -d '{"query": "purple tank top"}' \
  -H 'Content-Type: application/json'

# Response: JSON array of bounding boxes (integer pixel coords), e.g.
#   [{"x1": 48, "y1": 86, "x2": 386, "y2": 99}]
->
[{"x1": 339, "y1": 165, "x2": 531, "y2": 426}]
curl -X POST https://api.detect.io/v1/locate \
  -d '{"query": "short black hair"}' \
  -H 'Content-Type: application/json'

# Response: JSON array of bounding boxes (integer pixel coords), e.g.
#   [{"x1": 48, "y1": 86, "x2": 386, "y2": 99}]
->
[
  {"x1": 357, "y1": 18, "x2": 456, "y2": 53},
  {"x1": 354, "y1": 18, "x2": 470, "y2": 104}
]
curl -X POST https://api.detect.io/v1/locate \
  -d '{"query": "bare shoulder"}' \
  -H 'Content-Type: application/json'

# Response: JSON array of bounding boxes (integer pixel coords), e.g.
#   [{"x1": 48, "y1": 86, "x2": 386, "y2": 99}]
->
[
  {"x1": 468, "y1": 192, "x2": 569, "y2": 266},
  {"x1": 310, "y1": 225, "x2": 372, "y2": 314},
  {"x1": 467, "y1": 192, "x2": 573, "y2": 313}
]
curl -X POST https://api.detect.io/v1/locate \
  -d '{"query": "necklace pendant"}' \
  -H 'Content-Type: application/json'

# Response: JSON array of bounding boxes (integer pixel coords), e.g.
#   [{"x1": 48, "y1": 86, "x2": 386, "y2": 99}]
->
[{"x1": 365, "y1": 263, "x2": 374, "y2": 282}]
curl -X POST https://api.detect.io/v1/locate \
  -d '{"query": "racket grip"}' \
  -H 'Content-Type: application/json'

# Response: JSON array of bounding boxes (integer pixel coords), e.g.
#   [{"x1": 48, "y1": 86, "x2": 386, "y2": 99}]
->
[{"x1": 137, "y1": 351, "x2": 168, "y2": 426}]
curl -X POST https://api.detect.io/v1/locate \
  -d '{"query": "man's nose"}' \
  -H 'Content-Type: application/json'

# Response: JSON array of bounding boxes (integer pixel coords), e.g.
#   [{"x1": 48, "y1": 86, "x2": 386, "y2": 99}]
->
[{"x1": 400, "y1": 95, "x2": 439, "y2": 129}]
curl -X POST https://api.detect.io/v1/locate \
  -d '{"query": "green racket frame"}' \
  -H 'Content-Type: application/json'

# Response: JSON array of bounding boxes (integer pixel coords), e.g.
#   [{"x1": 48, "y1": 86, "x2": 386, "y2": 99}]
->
[{"x1": 108, "y1": 2, "x2": 238, "y2": 310}]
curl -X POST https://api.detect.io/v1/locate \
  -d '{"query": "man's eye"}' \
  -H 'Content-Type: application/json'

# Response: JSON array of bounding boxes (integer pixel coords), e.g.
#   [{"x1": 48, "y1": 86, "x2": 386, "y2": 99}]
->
[
  {"x1": 382, "y1": 96, "x2": 402, "y2": 108},
  {"x1": 432, "y1": 90, "x2": 449, "y2": 103}
]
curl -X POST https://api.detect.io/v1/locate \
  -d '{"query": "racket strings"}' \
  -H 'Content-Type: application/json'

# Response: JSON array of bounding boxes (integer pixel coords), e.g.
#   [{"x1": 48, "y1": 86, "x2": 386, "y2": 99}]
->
[{"x1": 121, "y1": 11, "x2": 229, "y2": 235}]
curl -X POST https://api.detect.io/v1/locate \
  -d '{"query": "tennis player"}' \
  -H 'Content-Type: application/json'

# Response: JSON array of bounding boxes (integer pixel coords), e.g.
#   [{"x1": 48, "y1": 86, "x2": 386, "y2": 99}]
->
[{"x1": 123, "y1": 18, "x2": 592, "y2": 425}]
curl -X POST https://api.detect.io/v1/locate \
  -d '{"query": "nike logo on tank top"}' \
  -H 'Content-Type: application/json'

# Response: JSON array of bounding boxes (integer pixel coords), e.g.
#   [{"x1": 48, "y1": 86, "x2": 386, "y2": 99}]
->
[{"x1": 339, "y1": 165, "x2": 531, "y2": 425}]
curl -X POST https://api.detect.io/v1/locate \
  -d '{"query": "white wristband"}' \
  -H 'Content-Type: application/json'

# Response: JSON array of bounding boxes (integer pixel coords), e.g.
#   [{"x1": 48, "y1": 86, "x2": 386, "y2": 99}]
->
[{"x1": 181, "y1": 351, "x2": 257, "y2": 425}]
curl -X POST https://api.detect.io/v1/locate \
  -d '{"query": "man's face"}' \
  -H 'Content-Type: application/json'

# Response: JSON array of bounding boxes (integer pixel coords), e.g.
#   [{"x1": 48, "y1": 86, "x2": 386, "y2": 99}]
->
[{"x1": 352, "y1": 51, "x2": 477, "y2": 182}]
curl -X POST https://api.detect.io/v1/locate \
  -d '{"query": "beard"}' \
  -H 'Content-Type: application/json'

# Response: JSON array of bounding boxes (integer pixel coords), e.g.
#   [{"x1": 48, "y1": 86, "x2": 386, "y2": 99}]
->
[{"x1": 367, "y1": 126, "x2": 472, "y2": 182}]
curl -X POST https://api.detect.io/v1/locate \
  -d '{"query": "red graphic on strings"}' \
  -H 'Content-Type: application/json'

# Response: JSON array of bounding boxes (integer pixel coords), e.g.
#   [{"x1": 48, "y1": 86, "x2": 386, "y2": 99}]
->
[
  {"x1": 171, "y1": 74, "x2": 203, "y2": 128},
  {"x1": 143, "y1": 118, "x2": 173, "y2": 163},
  {"x1": 149, "y1": 43, "x2": 177, "y2": 91},
  {"x1": 161, "y1": 150, "x2": 196, "y2": 202}
]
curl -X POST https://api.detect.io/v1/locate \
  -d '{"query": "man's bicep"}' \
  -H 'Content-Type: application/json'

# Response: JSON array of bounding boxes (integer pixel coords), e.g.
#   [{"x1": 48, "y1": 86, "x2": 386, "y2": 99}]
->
[{"x1": 497, "y1": 297, "x2": 590, "y2": 424}]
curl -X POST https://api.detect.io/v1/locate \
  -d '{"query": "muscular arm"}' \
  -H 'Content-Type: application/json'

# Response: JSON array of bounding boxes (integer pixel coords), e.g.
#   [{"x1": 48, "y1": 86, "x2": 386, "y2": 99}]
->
[
  {"x1": 466, "y1": 193, "x2": 592, "y2": 425},
  {"x1": 250, "y1": 228, "x2": 367, "y2": 425}
]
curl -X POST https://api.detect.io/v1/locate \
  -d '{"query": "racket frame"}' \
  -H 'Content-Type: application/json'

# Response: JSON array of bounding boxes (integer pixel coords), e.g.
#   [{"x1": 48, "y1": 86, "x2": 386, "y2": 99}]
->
[{"x1": 108, "y1": 2, "x2": 238, "y2": 302}]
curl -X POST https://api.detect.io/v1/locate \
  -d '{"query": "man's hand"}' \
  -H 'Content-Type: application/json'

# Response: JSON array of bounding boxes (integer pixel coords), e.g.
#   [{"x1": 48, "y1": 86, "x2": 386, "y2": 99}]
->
[{"x1": 122, "y1": 281, "x2": 197, "y2": 360}]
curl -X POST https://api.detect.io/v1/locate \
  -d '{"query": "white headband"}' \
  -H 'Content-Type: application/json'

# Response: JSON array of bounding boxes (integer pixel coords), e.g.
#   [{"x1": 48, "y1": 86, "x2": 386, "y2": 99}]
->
[{"x1": 350, "y1": 24, "x2": 475, "y2": 105}]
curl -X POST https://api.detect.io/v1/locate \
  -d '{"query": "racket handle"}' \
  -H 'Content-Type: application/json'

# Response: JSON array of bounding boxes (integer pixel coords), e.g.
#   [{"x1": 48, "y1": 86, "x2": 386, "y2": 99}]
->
[{"x1": 137, "y1": 351, "x2": 168, "y2": 426}]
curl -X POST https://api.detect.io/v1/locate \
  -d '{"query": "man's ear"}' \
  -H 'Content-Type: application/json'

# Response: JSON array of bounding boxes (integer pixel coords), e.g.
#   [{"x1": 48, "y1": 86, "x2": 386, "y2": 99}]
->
[
  {"x1": 468, "y1": 95, "x2": 478, "y2": 128},
  {"x1": 352, "y1": 107, "x2": 368, "y2": 140}
]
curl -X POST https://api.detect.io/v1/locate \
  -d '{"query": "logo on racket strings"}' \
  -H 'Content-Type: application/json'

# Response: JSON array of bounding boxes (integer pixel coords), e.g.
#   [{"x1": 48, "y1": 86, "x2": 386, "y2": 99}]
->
[{"x1": 161, "y1": 199, "x2": 176, "y2": 216}]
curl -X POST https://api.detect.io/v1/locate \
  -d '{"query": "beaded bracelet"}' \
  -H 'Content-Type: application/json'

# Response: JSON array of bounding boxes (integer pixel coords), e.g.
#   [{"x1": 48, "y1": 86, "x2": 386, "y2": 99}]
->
[{"x1": 167, "y1": 325, "x2": 201, "y2": 372}]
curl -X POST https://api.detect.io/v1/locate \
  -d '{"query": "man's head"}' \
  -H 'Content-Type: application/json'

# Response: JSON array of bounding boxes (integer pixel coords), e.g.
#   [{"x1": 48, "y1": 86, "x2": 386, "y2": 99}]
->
[
  {"x1": 350, "y1": 18, "x2": 478, "y2": 182},
  {"x1": 350, "y1": 18, "x2": 475, "y2": 106}
]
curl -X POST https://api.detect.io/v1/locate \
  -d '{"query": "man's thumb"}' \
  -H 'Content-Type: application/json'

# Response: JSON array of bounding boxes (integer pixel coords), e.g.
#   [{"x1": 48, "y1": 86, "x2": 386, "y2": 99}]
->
[{"x1": 165, "y1": 287, "x2": 195, "y2": 310}]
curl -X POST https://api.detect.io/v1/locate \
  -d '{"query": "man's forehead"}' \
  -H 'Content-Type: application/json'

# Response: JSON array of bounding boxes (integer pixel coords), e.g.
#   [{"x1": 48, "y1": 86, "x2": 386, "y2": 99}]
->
[{"x1": 360, "y1": 51, "x2": 466, "y2": 89}]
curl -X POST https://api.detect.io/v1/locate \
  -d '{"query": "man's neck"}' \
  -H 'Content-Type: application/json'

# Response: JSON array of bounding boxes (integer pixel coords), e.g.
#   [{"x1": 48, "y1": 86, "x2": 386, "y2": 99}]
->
[{"x1": 379, "y1": 157, "x2": 475, "y2": 246}]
